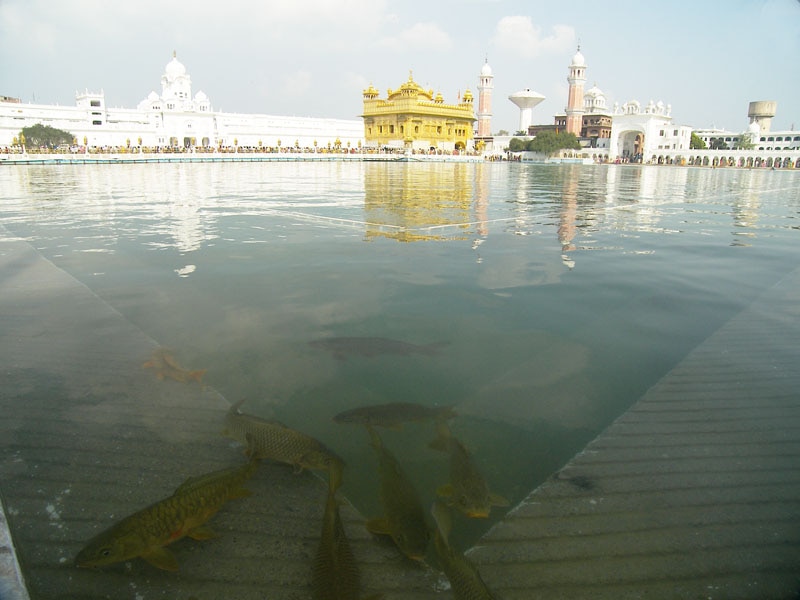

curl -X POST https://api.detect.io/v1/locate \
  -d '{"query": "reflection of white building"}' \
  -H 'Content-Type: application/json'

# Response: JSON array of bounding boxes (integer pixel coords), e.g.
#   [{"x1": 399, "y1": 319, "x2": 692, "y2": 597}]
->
[{"x1": 0, "y1": 53, "x2": 364, "y2": 150}]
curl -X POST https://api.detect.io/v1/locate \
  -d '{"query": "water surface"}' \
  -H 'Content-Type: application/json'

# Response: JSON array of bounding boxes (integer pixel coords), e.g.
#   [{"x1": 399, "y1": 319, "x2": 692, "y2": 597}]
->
[{"x1": 2, "y1": 161, "x2": 799, "y2": 551}]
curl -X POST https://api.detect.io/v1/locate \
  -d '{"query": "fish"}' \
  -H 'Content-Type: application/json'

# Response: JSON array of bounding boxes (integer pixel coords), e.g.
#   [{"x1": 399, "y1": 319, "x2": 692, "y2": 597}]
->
[
  {"x1": 312, "y1": 488, "x2": 360, "y2": 600},
  {"x1": 429, "y1": 422, "x2": 508, "y2": 519},
  {"x1": 309, "y1": 336, "x2": 447, "y2": 361},
  {"x1": 142, "y1": 347, "x2": 206, "y2": 384},
  {"x1": 365, "y1": 426, "x2": 430, "y2": 560},
  {"x1": 430, "y1": 501, "x2": 498, "y2": 600},
  {"x1": 75, "y1": 459, "x2": 257, "y2": 571},
  {"x1": 333, "y1": 402, "x2": 457, "y2": 429},
  {"x1": 223, "y1": 400, "x2": 344, "y2": 491}
]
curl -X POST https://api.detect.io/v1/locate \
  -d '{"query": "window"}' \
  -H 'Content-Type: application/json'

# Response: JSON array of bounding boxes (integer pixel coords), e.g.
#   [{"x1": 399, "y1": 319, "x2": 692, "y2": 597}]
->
[
  {"x1": 660, "y1": 130, "x2": 665, "y2": 136},
  {"x1": 389, "y1": 125, "x2": 394, "y2": 133},
  {"x1": 90, "y1": 100, "x2": 101, "y2": 107},
  {"x1": 92, "y1": 120, "x2": 102, "y2": 125}
]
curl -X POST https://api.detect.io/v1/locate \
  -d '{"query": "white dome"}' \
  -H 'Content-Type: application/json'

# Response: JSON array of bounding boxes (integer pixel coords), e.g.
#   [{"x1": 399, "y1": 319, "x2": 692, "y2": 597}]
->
[
  {"x1": 481, "y1": 60, "x2": 493, "y2": 77},
  {"x1": 147, "y1": 91, "x2": 159, "y2": 101},
  {"x1": 571, "y1": 49, "x2": 585, "y2": 67},
  {"x1": 748, "y1": 121, "x2": 761, "y2": 135},
  {"x1": 194, "y1": 90, "x2": 208, "y2": 101},
  {"x1": 585, "y1": 84, "x2": 603, "y2": 98},
  {"x1": 165, "y1": 55, "x2": 186, "y2": 78}
]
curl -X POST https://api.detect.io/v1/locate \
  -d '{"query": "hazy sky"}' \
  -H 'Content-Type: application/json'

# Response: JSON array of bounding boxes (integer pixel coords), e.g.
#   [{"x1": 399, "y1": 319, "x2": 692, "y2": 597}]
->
[{"x1": 1, "y1": 0, "x2": 798, "y2": 133}]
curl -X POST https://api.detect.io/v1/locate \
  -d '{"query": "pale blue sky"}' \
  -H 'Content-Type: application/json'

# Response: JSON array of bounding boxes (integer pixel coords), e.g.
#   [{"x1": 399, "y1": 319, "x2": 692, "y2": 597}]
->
[{"x1": 1, "y1": 0, "x2": 798, "y2": 133}]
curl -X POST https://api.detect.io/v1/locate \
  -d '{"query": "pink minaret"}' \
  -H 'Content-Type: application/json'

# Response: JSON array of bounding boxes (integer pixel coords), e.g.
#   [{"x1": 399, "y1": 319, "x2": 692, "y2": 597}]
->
[
  {"x1": 477, "y1": 58, "x2": 493, "y2": 137},
  {"x1": 565, "y1": 46, "x2": 586, "y2": 136}
]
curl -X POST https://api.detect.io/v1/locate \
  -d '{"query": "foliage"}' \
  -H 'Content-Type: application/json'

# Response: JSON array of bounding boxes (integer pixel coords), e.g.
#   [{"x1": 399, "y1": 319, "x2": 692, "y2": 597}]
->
[
  {"x1": 689, "y1": 132, "x2": 706, "y2": 150},
  {"x1": 507, "y1": 137, "x2": 527, "y2": 152},
  {"x1": 708, "y1": 137, "x2": 728, "y2": 150},
  {"x1": 525, "y1": 131, "x2": 581, "y2": 155},
  {"x1": 496, "y1": 129, "x2": 509, "y2": 136},
  {"x1": 734, "y1": 133, "x2": 755, "y2": 150},
  {"x1": 20, "y1": 123, "x2": 74, "y2": 149}
]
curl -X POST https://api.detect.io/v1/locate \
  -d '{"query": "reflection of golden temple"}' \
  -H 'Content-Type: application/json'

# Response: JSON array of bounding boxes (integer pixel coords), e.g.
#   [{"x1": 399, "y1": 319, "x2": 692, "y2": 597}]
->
[
  {"x1": 363, "y1": 164, "x2": 477, "y2": 242},
  {"x1": 361, "y1": 71, "x2": 476, "y2": 151}
]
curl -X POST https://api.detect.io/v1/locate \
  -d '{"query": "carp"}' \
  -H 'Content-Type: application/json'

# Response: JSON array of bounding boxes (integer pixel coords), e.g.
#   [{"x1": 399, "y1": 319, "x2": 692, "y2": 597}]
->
[
  {"x1": 75, "y1": 459, "x2": 257, "y2": 571},
  {"x1": 223, "y1": 400, "x2": 344, "y2": 491},
  {"x1": 429, "y1": 422, "x2": 508, "y2": 519},
  {"x1": 365, "y1": 427, "x2": 430, "y2": 560},
  {"x1": 312, "y1": 488, "x2": 360, "y2": 600}
]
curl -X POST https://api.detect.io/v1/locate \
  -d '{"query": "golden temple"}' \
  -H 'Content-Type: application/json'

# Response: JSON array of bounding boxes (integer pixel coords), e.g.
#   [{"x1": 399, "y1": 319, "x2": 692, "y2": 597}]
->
[{"x1": 361, "y1": 71, "x2": 476, "y2": 151}]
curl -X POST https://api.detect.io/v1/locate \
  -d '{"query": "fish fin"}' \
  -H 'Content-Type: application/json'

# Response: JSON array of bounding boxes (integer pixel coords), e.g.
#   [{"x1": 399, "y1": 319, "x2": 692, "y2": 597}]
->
[
  {"x1": 140, "y1": 546, "x2": 179, "y2": 571},
  {"x1": 436, "y1": 483, "x2": 455, "y2": 499},
  {"x1": 187, "y1": 525, "x2": 217, "y2": 541},
  {"x1": 490, "y1": 492, "x2": 510, "y2": 507},
  {"x1": 230, "y1": 399, "x2": 246, "y2": 414},
  {"x1": 430, "y1": 501, "x2": 452, "y2": 543},
  {"x1": 366, "y1": 517, "x2": 392, "y2": 535},
  {"x1": 228, "y1": 486, "x2": 253, "y2": 500}
]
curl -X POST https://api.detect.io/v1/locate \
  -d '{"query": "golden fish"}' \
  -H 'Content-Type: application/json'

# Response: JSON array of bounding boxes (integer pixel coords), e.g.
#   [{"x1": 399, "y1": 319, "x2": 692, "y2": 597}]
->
[
  {"x1": 333, "y1": 402, "x2": 457, "y2": 429},
  {"x1": 429, "y1": 422, "x2": 508, "y2": 519},
  {"x1": 430, "y1": 501, "x2": 497, "y2": 600},
  {"x1": 75, "y1": 459, "x2": 257, "y2": 571},
  {"x1": 365, "y1": 427, "x2": 430, "y2": 560},
  {"x1": 142, "y1": 347, "x2": 206, "y2": 384},
  {"x1": 312, "y1": 488, "x2": 360, "y2": 600},
  {"x1": 223, "y1": 400, "x2": 344, "y2": 491}
]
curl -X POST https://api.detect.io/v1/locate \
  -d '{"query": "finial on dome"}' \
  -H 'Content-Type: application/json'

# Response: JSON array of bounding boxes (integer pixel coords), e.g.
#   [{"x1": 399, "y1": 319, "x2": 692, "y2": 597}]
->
[{"x1": 173, "y1": 49, "x2": 176, "y2": 58}]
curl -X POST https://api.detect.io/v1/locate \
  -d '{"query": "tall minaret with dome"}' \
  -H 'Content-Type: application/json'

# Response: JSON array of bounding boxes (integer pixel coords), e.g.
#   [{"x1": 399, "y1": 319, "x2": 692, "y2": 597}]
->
[
  {"x1": 477, "y1": 58, "x2": 494, "y2": 137},
  {"x1": 565, "y1": 46, "x2": 587, "y2": 136}
]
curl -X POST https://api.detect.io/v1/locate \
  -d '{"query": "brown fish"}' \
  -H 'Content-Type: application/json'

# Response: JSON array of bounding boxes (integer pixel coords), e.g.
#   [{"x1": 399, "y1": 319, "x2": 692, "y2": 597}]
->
[
  {"x1": 223, "y1": 400, "x2": 344, "y2": 491},
  {"x1": 75, "y1": 459, "x2": 257, "y2": 571},
  {"x1": 430, "y1": 501, "x2": 497, "y2": 600},
  {"x1": 333, "y1": 402, "x2": 457, "y2": 429},
  {"x1": 429, "y1": 422, "x2": 508, "y2": 519},
  {"x1": 365, "y1": 427, "x2": 430, "y2": 560},
  {"x1": 309, "y1": 337, "x2": 447, "y2": 361},
  {"x1": 312, "y1": 488, "x2": 360, "y2": 600},
  {"x1": 142, "y1": 347, "x2": 206, "y2": 384}
]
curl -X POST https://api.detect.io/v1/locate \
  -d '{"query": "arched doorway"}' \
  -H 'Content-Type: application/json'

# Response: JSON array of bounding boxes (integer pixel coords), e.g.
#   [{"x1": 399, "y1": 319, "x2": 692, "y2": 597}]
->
[{"x1": 618, "y1": 130, "x2": 644, "y2": 162}]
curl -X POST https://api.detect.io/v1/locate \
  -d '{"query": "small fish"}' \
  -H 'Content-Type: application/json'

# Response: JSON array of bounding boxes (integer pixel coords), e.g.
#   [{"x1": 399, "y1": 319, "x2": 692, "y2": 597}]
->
[
  {"x1": 430, "y1": 501, "x2": 497, "y2": 600},
  {"x1": 142, "y1": 347, "x2": 206, "y2": 384},
  {"x1": 429, "y1": 422, "x2": 508, "y2": 519},
  {"x1": 333, "y1": 402, "x2": 457, "y2": 429},
  {"x1": 312, "y1": 488, "x2": 360, "y2": 600},
  {"x1": 365, "y1": 426, "x2": 430, "y2": 560},
  {"x1": 223, "y1": 400, "x2": 344, "y2": 491},
  {"x1": 75, "y1": 459, "x2": 257, "y2": 571},
  {"x1": 309, "y1": 336, "x2": 447, "y2": 361}
]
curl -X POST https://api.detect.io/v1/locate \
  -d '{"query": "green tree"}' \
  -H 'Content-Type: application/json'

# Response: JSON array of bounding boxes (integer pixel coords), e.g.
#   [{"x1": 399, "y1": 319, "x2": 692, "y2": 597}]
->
[
  {"x1": 507, "y1": 137, "x2": 527, "y2": 152},
  {"x1": 526, "y1": 131, "x2": 581, "y2": 155},
  {"x1": 709, "y1": 137, "x2": 728, "y2": 150},
  {"x1": 20, "y1": 123, "x2": 74, "y2": 149},
  {"x1": 689, "y1": 132, "x2": 706, "y2": 149},
  {"x1": 734, "y1": 133, "x2": 755, "y2": 150}
]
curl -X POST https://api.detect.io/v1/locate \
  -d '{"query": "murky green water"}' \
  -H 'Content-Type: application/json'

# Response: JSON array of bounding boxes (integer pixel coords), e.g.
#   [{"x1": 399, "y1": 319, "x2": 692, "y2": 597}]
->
[{"x1": 2, "y1": 160, "x2": 799, "y2": 553}]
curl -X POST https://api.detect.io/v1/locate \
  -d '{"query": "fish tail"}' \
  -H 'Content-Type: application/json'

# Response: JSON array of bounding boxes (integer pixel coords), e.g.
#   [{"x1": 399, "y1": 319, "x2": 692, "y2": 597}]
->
[
  {"x1": 366, "y1": 425, "x2": 382, "y2": 450},
  {"x1": 422, "y1": 341, "x2": 449, "y2": 356},
  {"x1": 428, "y1": 420, "x2": 452, "y2": 452},
  {"x1": 430, "y1": 500, "x2": 453, "y2": 544}
]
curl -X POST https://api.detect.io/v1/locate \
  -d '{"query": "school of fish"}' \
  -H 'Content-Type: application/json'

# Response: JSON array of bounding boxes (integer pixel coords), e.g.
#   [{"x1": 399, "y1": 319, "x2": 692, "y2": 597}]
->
[{"x1": 76, "y1": 343, "x2": 505, "y2": 598}]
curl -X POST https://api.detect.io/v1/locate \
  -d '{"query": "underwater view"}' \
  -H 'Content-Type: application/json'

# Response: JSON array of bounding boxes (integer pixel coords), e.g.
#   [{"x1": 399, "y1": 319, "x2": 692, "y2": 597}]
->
[{"x1": 1, "y1": 161, "x2": 799, "y2": 599}]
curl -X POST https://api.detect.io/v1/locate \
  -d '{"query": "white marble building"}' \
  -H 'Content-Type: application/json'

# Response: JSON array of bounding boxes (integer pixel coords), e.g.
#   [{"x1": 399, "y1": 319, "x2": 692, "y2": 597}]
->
[
  {"x1": 0, "y1": 53, "x2": 364, "y2": 150},
  {"x1": 608, "y1": 99, "x2": 692, "y2": 161}
]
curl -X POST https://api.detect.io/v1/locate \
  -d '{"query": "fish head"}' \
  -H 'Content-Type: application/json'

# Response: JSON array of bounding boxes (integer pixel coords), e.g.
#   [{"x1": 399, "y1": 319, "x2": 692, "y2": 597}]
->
[
  {"x1": 75, "y1": 529, "x2": 143, "y2": 568},
  {"x1": 451, "y1": 483, "x2": 493, "y2": 519},
  {"x1": 392, "y1": 516, "x2": 431, "y2": 560}
]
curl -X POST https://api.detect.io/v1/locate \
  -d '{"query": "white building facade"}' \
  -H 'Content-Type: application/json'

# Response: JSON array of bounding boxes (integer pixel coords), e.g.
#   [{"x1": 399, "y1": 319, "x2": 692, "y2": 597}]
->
[
  {"x1": 608, "y1": 99, "x2": 692, "y2": 162},
  {"x1": 0, "y1": 53, "x2": 364, "y2": 150}
]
